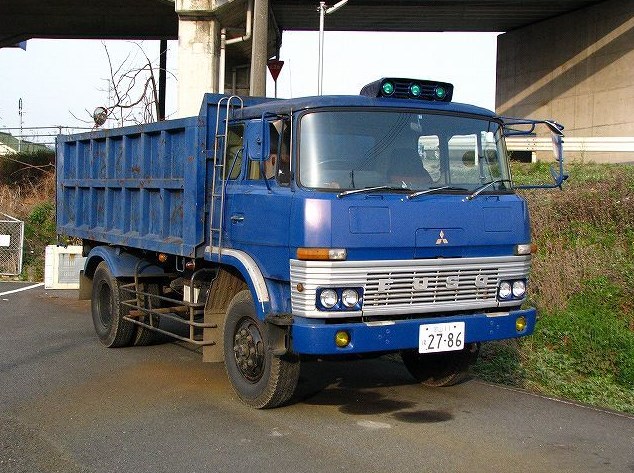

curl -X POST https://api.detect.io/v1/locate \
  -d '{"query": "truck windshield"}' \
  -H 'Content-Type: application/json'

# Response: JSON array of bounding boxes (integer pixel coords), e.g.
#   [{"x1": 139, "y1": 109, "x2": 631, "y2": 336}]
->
[{"x1": 298, "y1": 110, "x2": 512, "y2": 194}]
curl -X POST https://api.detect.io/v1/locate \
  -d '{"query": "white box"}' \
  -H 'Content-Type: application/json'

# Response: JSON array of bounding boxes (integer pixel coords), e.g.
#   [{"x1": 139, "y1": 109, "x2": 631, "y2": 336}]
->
[{"x1": 44, "y1": 245, "x2": 86, "y2": 289}]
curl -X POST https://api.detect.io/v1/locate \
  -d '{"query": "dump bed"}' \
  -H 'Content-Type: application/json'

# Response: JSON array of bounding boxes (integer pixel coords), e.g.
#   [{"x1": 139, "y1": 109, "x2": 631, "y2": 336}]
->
[
  {"x1": 56, "y1": 92, "x2": 261, "y2": 257},
  {"x1": 56, "y1": 115, "x2": 206, "y2": 257}
]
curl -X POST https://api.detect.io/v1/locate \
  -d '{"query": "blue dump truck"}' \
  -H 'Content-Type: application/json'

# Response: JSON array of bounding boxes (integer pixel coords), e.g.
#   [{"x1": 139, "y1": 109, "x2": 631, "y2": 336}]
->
[{"x1": 57, "y1": 78, "x2": 566, "y2": 408}]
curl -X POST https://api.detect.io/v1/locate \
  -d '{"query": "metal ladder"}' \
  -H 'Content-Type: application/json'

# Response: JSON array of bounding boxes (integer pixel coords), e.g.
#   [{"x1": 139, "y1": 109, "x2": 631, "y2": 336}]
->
[{"x1": 209, "y1": 95, "x2": 244, "y2": 260}]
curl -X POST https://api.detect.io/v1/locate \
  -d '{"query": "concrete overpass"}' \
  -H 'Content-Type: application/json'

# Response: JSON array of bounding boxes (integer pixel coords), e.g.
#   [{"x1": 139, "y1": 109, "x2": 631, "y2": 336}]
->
[{"x1": 1, "y1": 0, "x2": 632, "y2": 141}]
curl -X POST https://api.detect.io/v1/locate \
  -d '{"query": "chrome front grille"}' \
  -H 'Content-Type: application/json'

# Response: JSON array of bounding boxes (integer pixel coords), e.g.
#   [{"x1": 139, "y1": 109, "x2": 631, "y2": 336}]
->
[{"x1": 290, "y1": 256, "x2": 531, "y2": 318}]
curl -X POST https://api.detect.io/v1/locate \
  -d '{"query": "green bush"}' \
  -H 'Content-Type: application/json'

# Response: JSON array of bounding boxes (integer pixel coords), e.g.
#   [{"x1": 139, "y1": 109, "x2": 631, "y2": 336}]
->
[{"x1": 22, "y1": 200, "x2": 57, "y2": 280}]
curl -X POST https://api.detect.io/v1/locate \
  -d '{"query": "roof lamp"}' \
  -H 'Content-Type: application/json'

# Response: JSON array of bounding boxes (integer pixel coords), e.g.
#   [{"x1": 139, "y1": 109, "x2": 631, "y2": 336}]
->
[
  {"x1": 410, "y1": 83, "x2": 422, "y2": 97},
  {"x1": 381, "y1": 81, "x2": 395, "y2": 96}
]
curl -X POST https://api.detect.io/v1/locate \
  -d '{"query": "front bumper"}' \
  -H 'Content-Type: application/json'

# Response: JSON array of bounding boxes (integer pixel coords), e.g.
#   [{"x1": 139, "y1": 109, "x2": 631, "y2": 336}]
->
[{"x1": 290, "y1": 307, "x2": 536, "y2": 355}]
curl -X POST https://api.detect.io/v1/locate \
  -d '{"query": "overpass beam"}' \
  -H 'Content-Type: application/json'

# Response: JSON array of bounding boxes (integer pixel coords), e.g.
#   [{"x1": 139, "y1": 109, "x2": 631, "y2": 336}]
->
[
  {"x1": 175, "y1": 0, "x2": 219, "y2": 117},
  {"x1": 496, "y1": 0, "x2": 634, "y2": 144}
]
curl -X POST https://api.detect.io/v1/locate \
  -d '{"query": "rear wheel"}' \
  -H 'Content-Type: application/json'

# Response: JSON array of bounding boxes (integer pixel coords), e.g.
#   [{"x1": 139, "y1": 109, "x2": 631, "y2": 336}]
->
[
  {"x1": 91, "y1": 262, "x2": 135, "y2": 348},
  {"x1": 223, "y1": 290, "x2": 299, "y2": 408},
  {"x1": 400, "y1": 343, "x2": 480, "y2": 387}
]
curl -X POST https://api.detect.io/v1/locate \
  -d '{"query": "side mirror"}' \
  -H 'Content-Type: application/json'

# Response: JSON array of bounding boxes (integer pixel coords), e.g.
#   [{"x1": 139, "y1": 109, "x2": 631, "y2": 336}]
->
[
  {"x1": 244, "y1": 119, "x2": 270, "y2": 162},
  {"x1": 502, "y1": 117, "x2": 568, "y2": 190}
]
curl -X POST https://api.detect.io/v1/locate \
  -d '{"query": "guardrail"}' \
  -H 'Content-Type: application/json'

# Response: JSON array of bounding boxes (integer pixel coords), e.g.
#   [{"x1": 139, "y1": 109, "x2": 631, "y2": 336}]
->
[{"x1": 506, "y1": 137, "x2": 634, "y2": 153}]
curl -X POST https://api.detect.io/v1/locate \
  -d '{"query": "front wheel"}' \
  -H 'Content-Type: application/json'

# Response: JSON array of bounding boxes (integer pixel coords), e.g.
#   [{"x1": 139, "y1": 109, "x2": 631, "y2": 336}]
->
[
  {"x1": 400, "y1": 343, "x2": 480, "y2": 387},
  {"x1": 223, "y1": 290, "x2": 299, "y2": 408}
]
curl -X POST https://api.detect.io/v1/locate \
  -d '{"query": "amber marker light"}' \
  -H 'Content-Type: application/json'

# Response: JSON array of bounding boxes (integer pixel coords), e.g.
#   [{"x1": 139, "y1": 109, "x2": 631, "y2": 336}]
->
[
  {"x1": 158, "y1": 253, "x2": 168, "y2": 263},
  {"x1": 516, "y1": 316, "x2": 527, "y2": 333},
  {"x1": 335, "y1": 331, "x2": 351, "y2": 348},
  {"x1": 296, "y1": 248, "x2": 347, "y2": 261}
]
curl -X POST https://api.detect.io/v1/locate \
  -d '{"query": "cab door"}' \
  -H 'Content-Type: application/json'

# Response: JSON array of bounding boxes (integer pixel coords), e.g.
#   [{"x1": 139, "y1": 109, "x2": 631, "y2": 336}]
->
[{"x1": 223, "y1": 119, "x2": 293, "y2": 280}]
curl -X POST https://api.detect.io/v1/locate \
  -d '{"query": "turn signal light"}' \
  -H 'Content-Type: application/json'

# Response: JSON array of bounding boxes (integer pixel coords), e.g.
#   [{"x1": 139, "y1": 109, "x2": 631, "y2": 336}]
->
[
  {"x1": 515, "y1": 243, "x2": 537, "y2": 255},
  {"x1": 296, "y1": 248, "x2": 347, "y2": 261}
]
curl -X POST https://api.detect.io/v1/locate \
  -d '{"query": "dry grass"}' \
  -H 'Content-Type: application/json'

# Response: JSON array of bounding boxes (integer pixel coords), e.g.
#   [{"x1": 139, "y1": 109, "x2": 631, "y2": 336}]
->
[
  {"x1": 0, "y1": 172, "x2": 55, "y2": 219},
  {"x1": 522, "y1": 165, "x2": 634, "y2": 311},
  {"x1": 476, "y1": 162, "x2": 634, "y2": 414}
]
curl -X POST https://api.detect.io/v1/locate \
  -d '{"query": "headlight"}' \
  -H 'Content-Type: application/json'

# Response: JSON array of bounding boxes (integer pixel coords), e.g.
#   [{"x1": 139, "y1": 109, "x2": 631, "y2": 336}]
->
[
  {"x1": 341, "y1": 289, "x2": 359, "y2": 308},
  {"x1": 512, "y1": 280, "x2": 526, "y2": 298},
  {"x1": 498, "y1": 281, "x2": 512, "y2": 299},
  {"x1": 319, "y1": 289, "x2": 338, "y2": 309}
]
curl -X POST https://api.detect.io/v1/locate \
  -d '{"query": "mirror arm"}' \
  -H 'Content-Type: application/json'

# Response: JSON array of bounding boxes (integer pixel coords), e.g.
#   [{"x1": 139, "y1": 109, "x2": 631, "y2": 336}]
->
[{"x1": 260, "y1": 160, "x2": 272, "y2": 192}]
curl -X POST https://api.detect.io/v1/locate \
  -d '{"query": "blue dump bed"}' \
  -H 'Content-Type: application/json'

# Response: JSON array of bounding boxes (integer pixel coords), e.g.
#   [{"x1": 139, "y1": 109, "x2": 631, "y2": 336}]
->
[
  {"x1": 56, "y1": 94, "x2": 271, "y2": 257},
  {"x1": 57, "y1": 115, "x2": 205, "y2": 257}
]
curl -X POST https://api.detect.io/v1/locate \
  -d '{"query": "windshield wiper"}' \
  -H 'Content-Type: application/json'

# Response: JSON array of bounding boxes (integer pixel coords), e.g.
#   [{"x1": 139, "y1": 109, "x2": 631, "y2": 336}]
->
[
  {"x1": 407, "y1": 185, "x2": 469, "y2": 200},
  {"x1": 465, "y1": 179, "x2": 513, "y2": 201},
  {"x1": 337, "y1": 185, "x2": 406, "y2": 198}
]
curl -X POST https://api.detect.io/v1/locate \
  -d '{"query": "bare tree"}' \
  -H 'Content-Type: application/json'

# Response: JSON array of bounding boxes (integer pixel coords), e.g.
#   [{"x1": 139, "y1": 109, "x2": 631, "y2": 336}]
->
[{"x1": 73, "y1": 42, "x2": 174, "y2": 128}]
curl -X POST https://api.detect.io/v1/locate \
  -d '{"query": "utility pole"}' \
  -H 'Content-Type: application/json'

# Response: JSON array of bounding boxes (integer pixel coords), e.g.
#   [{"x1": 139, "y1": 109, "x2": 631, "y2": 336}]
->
[
  {"x1": 318, "y1": 0, "x2": 349, "y2": 95},
  {"x1": 250, "y1": 0, "x2": 269, "y2": 96},
  {"x1": 18, "y1": 98, "x2": 23, "y2": 152}
]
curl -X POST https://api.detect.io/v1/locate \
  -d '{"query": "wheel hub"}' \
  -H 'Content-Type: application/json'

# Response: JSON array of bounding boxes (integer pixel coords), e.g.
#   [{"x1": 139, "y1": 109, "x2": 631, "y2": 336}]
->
[{"x1": 233, "y1": 318, "x2": 265, "y2": 382}]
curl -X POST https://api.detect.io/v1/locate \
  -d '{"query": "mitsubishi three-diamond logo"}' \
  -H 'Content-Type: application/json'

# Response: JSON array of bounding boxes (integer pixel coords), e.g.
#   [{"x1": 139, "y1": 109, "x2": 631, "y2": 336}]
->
[{"x1": 436, "y1": 230, "x2": 448, "y2": 245}]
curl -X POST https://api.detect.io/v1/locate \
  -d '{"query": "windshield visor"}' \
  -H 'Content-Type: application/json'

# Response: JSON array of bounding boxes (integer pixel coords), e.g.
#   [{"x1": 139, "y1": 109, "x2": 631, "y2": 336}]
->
[{"x1": 298, "y1": 110, "x2": 512, "y2": 193}]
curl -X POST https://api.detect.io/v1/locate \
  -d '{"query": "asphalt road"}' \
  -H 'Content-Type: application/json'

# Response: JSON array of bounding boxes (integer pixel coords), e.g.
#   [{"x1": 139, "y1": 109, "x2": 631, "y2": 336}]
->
[{"x1": 1, "y1": 281, "x2": 633, "y2": 473}]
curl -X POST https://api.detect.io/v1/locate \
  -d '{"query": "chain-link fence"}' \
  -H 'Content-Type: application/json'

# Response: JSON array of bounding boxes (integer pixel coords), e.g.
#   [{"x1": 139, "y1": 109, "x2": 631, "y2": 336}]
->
[{"x1": 0, "y1": 213, "x2": 24, "y2": 275}]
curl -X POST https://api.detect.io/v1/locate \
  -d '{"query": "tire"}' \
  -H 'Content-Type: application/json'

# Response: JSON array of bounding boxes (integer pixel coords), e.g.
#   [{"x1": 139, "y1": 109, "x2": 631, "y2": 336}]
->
[
  {"x1": 223, "y1": 290, "x2": 299, "y2": 408},
  {"x1": 131, "y1": 281, "x2": 162, "y2": 346},
  {"x1": 91, "y1": 262, "x2": 135, "y2": 348},
  {"x1": 400, "y1": 343, "x2": 480, "y2": 387}
]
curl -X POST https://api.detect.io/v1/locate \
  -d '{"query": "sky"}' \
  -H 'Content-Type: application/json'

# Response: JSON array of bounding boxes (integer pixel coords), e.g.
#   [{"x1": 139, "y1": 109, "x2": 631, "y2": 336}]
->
[{"x1": 0, "y1": 31, "x2": 499, "y2": 141}]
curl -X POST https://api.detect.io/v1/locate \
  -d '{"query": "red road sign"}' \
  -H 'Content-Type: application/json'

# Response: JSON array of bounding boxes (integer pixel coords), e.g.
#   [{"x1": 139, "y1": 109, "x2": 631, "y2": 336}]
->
[{"x1": 267, "y1": 59, "x2": 284, "y2": 81}]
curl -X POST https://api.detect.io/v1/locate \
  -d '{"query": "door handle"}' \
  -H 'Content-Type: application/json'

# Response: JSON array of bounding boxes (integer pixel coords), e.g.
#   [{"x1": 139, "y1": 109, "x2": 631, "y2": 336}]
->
[{"x1": 230, "y1": 214, "x2": 245, "y2": 223}]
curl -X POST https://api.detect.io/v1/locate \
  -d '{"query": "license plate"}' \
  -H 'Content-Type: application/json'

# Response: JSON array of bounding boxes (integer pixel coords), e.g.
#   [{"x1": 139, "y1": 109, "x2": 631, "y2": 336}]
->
[{"x1": 419, "y1": 322, "x2": 465, "y2": 353}]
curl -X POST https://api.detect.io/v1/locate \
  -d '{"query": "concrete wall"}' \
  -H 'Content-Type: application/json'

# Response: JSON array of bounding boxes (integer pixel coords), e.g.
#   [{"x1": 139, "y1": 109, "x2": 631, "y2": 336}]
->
[{"x1": 496, "y1": 0, "x2": 634, "y2": 141}]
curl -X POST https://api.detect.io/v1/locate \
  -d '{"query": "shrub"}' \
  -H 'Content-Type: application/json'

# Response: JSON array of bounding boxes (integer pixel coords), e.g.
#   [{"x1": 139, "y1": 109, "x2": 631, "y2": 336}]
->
[{"x1": 21, "y1": 200, "x2": 57, "y2": 281}]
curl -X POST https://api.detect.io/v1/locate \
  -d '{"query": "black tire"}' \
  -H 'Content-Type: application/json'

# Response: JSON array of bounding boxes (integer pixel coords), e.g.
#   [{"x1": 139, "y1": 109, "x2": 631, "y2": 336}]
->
[
  {"x1": 223, "y1": 290, "x2": 299, "y2": 408},
  {"x1": 131, "y1": 281, "x2": 162, "y2": 346},
  {"x1": 400, "y1": 343, "x2": 480, "y2": 387},
  {"x1": 91, "y1": 262, "x2": 135, "y2": 348}
]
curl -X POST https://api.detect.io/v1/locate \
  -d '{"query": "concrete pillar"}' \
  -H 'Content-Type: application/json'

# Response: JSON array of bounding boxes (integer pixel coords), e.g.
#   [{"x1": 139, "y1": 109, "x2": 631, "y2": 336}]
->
[
  {"x1": 175, "y1": 0, "x2": 219, "y2": 117},
  {"x1": 496, "y1": 0, "x2": 634, "y2": 140},
  {"x1": 249, "y1": 0, "x2": 269, "y2": 96}
]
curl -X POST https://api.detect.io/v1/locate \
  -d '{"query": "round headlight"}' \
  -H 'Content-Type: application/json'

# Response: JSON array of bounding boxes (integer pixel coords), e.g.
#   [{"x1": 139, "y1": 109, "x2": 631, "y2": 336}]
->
[
  {"x1": 498, "y1": 281, "x2": 512, "y2": 299},
  {"x1": 341, "y1": 289, "x2": 359, "y2": 308},
  {"x1": 512, "y1": 280, "x2": 526, "y2": 298},
  {"x1": 320, "y1": 289, "x2": 338, "y2": 309}
]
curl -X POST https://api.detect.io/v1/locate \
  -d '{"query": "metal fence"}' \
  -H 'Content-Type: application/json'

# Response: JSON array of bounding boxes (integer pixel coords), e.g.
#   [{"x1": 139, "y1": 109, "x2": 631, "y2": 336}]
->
[{"x1": 0, "y1": 213, "x2": 24, "y2": 275}]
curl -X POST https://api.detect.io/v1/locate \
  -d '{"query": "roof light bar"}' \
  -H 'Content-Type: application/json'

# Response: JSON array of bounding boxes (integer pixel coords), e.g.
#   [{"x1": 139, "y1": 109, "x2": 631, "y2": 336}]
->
[{"x1": 360, "y1": 78, "x2": 454, "y2": 102}]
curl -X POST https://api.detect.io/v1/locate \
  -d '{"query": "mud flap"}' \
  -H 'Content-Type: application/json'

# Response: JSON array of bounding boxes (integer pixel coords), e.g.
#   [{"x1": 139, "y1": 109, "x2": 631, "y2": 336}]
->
[
  {"x1": 265, "y1": 314, "x2": 293, "y2": 356},
  {"x1": 202, "y1": 310, "x2": 224, "y2": 363},
  {"x1": 78, "y1": 271, "x2": 92, "y2": 300}
]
